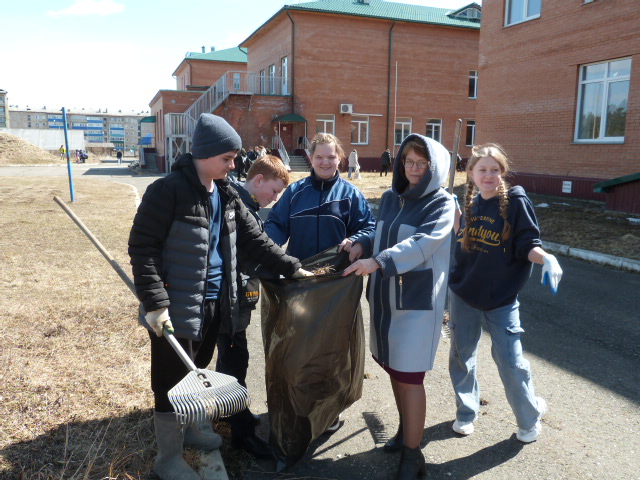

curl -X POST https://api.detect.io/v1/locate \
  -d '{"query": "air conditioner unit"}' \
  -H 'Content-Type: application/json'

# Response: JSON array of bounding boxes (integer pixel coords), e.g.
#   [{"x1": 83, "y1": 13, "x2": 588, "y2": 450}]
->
[{"x1": 340, "y1": 104, "x2": 353, "y2": 114}]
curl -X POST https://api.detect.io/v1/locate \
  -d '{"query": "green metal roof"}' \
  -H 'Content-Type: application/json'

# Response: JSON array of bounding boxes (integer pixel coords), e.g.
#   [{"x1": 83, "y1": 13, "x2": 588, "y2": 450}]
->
[
  {"x1": 185, "y1": 47, "x2": 248, "y2": 63},
  {"x1": 274, "y1": 113, "x2": 307, "y2": 123},
  {"x1": 283, "y1": 0, "x2": 480, "y2": 29},
  {"x1": 593, "y1": 172, "x2": 640, "y2": 193},
  {"x1": 139, "y1": 116, "x2": 156, "y2": 123}
]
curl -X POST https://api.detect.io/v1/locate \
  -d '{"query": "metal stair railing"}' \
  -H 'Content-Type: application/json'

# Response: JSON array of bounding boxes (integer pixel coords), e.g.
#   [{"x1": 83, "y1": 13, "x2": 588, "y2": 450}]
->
[{"x1": 271, "y1": 136, "x2": 291, "y2": 170}]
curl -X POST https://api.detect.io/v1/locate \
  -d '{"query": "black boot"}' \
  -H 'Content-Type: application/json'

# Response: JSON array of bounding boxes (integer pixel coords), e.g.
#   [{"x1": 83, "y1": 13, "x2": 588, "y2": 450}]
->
[
  {"x1": 384, "y1": 421, "x2": 403, "y2": 453},
  {"x1": 394, "y1": 446, "x2": 426, "y2": 480}
]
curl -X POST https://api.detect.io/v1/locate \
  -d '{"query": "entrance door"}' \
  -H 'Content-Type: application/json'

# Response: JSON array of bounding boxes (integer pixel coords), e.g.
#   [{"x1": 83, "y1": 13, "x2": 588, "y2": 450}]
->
[{"x1": 280, "y1": 123, "x2": 294, "y2": 152}]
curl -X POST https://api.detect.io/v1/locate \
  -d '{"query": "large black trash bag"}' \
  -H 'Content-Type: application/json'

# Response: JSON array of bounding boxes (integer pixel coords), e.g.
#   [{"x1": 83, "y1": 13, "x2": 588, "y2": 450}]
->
[{"x1": 260, "y1": 245, "x2": 365, "y2": 468}]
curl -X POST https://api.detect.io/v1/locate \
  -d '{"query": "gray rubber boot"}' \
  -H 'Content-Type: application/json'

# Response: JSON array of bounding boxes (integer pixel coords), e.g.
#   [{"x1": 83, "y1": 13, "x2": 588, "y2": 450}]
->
[
  {"x1": 184, "y1": 420, "x2": 223, "y2": 451},
  {"x1": 153, "y1": 411, "x2": 200, "y2": 480}
]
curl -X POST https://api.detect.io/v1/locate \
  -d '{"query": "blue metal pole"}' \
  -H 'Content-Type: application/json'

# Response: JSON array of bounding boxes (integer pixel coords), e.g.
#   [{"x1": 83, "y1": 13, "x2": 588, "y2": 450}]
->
[{"x1": 62, "y1": 107, "x2": 75, "y2": 202}]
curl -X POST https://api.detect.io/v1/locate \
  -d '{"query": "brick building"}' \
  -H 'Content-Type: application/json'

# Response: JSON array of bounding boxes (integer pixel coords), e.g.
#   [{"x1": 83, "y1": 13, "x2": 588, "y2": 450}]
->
[
  {"x1": 152, "y1": 0, "x2": 481, "y2": 172},
  {"x1": 476, "y1": 0, "x2": 640, "y2": 213}
]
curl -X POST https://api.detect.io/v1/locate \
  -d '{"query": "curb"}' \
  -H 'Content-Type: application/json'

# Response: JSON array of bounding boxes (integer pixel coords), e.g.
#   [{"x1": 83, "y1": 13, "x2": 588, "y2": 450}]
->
[{"x1": 543, "y1": 241, "x2": 640, "y2": 273}]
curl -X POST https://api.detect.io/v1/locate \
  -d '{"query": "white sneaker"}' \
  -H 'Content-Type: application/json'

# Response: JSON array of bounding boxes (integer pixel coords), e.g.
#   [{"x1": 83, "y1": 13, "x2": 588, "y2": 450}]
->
[
  {"x1": 517, "y1": 397, "x2": 547, "y2": 443},
  {"x1": 452, "y1": 419, "x2": 475, "y2": 435}
]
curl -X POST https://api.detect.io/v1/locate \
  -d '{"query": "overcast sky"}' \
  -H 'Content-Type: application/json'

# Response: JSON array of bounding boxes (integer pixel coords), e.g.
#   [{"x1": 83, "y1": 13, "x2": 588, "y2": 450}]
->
[{"x1": 1, "y1": 0, "x2": 481, "y2": 114}]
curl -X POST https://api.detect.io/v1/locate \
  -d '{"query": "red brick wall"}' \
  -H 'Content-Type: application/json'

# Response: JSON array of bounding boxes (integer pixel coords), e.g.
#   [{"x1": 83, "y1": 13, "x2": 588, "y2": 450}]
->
[
  {"x1": 174, "y1": 60, "x2": 247, "y2": 90},
  {"x1": 477, "y1": 0, "x2": 640, "y2": 189},
  {"x1": 214, "y1": 94, "x2": 293, "y2": 149},
  {"x1": 242, "y1": 9, "x2": 478, "y2": 166}
]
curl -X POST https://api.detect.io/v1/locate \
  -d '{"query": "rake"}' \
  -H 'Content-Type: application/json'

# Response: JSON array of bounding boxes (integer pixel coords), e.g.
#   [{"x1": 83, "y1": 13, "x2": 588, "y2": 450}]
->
[{"x1": 53, "y1": 195, "x2": 250, "y2": 427}]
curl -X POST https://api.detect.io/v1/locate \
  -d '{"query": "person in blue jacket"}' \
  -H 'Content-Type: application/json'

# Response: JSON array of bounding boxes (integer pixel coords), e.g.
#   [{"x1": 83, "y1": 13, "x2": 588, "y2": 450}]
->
[
  {"x1": 264, "y1": 132, "x2": 375, "y2": 262},
  {"x1": 344, "y1": 134, "x2": 455, "y2": 480},
  {"x1": 448, "y1": 143, "x2": 563, "y2": 444}
]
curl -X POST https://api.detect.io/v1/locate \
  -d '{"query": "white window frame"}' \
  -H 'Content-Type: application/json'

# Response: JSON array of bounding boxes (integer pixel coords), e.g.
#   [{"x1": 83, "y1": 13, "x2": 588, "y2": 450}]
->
[
  {"x1": 505, "y1": 0, "x2": 541, "y2": 27},
  {"x1": 268, "y1": 64, "x2": 276, "y2": 94},
  {"x1": 426, "y1": 119, "x2": 442, "y2": 143},
  {"x1": 351, "y1": 115, "x2": 369, "y2": 145},
  {"x1": 259, "y1": 69, "x2": 266, "y2": 94},
  {"x1": 465, "y1": 120, "x2": 476, "y2": 147},
  {"x1": 316, "y1": 114, "x2": 335, "y2": 135},
  {"x1": 281, "y1": 56, "x2": 289, "y2": 95},
  {"x1": 574, "y1": 58, "x2": 631, "y2": 144},
  {"x1": 469, "y1": 70, "x2": 478, "y2": 99},
  {"x1": 394, "y1": 117, "x2": 412, "y2": 145}
]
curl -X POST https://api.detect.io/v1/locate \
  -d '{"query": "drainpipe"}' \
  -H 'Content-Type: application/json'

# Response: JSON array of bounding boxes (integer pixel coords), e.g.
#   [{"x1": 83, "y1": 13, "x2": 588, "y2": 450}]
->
[
  {"x1": 386, "y1": 21, "x2": 396, "y2": 150},
  {"x1": 286, "y1": 9, "x2": 296, "y2": 114}
]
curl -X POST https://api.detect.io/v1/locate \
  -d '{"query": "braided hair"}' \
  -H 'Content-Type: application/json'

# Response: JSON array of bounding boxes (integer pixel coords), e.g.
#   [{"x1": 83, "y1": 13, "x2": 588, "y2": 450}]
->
[{"x1": 461, "y1": 143, "x2": 512, "y2": 253}]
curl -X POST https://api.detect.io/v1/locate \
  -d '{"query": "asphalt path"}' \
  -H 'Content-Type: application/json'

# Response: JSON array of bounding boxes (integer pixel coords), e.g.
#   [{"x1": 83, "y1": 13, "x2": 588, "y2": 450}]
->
[{"x1": 4, "y1": 163, "x2": 638, "y2": 479}]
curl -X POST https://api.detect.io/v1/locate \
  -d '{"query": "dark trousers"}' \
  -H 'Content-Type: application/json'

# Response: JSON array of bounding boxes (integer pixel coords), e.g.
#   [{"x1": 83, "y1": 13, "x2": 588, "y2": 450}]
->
[
  {"x1": 381, "y1": 165, "x2": 389, "y2": 176},
  {"x1": 216, "y1": 311, "x2": 255, "y2": 438},
  {"x1": 149, "y1": 300, "x2": 221, "y2": 412}
]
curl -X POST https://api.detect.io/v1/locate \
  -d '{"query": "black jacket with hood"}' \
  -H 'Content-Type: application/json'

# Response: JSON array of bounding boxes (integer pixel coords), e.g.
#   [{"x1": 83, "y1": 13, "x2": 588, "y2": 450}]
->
[{"x1": 128, "y1": 153, "x2": 301, "y2": 340}]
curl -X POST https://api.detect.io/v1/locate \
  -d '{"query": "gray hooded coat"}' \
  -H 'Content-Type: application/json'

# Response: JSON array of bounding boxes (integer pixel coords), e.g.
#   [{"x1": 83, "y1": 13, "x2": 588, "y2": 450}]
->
[{"x1": 357, "y1": 134, "x2": 455, "y2": 372}]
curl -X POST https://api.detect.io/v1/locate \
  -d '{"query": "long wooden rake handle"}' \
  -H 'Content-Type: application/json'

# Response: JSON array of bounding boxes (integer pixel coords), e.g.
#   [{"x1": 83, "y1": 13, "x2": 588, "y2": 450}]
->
[{"x1": 53, "y1": 195, "x2": 198, "y2": 371}]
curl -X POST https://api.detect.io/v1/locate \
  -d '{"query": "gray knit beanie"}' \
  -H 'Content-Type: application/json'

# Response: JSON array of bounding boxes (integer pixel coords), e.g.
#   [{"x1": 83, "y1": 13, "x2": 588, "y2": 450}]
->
[{"x1": 191, "y1": 113, "x2": 242, "y2": 159}]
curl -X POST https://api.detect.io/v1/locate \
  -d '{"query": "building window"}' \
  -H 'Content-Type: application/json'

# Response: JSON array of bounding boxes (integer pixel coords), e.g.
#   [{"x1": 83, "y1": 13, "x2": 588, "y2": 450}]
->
[
  {"x1": 469, "y1": 70, "x2": 478, "y2": 99},
  {"x1": 233, "y1": 72, "x2": 241, "y2": 91},
  {"x1": 259, "y1": 69, "x2": 266, "y2": 94},
  {"x1": 394, "y1": 117, "x2": 412, "y2": 145},
  {"x1": 575, "y1": 58, "x2": 631, "y2": 142},
  {"x1": 316, "y1": 114, "x2": 335, "y2": 134},
  {"x1": 465, "y1": 120, "x2": 476, "y2": 146},
  {"x1": 351, "y1": 115, "x2": 369, "y2": 145},
  {"x1": 426, "y1": 119, "x2": 442, "y2": 143},
  {"x1": 505, "y1": 0, "x2": 541, "y2": 26},
  {"x1": 281, "y1": 57, "x2": 289, "y2": 95},
  {"x1": 269, "y1": 65, "x2": 276, "y2": 94}
]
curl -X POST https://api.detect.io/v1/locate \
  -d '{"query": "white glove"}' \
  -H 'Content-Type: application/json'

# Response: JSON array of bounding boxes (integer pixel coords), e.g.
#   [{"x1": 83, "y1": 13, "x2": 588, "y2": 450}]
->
[
  {"x1": 292, "y1": 268, "x2": 313, "y2": 278},
  {"x1": 541, "y1": 254, "x2": 563, "y2": 294},
  {"x1": 144, "y1": 307, "x2": 174, "y2": 336}
]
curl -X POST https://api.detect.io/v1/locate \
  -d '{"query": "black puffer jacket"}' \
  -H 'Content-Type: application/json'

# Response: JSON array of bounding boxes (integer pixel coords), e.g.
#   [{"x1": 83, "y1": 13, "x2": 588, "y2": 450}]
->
[{"x1": 128, "y1": 154, "x2": 301, "y2": 340}]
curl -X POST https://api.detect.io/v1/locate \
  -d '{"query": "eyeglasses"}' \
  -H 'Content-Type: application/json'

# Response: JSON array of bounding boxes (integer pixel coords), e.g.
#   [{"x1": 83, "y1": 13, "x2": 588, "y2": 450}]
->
[{"x1": 403, "y1": 159, "x2": 429, "y2": 170}]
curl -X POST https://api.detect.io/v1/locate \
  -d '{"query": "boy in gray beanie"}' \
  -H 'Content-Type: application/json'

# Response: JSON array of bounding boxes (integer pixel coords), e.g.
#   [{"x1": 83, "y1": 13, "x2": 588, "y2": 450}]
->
[{"x1": 129, "y1": 113, "x2": 310, "y2": 479}]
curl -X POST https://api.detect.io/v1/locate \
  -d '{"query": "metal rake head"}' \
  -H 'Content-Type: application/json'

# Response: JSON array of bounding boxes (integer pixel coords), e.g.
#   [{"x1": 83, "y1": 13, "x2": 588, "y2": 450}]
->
[{"x1": 168, "y1": 369, "x2": 250, "y2": 426}]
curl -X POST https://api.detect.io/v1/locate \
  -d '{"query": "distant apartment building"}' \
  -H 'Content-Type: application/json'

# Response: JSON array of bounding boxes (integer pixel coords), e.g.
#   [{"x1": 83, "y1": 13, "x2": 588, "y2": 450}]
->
[
  {"x1": 8, "y1": 107, "x2": 147, "y2": 152},
  {"x1": 0, "y1": 90, "x2": 8, "y2": 128},
  {"x1": 476, "y1": 0, "x2": 640, "y2": 213},
  {"x1": 150, "y1": 1, "x2": 481, "y2": 172}
]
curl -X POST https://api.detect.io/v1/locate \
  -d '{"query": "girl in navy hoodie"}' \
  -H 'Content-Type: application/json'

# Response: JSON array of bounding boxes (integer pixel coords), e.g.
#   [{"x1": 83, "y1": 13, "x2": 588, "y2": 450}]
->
[{"x1": 448, "y1": 143, "x2": 563, "y2": 444}]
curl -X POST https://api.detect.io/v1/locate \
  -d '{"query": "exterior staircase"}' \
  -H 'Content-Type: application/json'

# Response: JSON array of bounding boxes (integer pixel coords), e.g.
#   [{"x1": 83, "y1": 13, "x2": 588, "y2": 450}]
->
[{"x1": 287, "y1": 155, "x2": 309, "y2": 172}]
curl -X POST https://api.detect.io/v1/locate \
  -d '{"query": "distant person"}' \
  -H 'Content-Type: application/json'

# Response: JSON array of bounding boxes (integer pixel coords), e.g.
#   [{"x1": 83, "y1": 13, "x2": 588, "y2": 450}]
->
[
  {"x1": 75, "y1": 149, "x2": 80, "y2": 163},
  {"x1": 381, "y1": 148, "x2": 392, "y2": 176},
  {"x1": 448, "y1": 143, "x2": 563, "y2": 444},
  {"x1": 347, "y1": 149, "x2": 358, "y2": 179},
  {"x1": 234, "y1": 150, "x2": 246, "y2": 181},
  {"x1": 116, "y1": 150, "x2": 123, "y2": 165},
  {"x1": 217, "y1": 155, "x2": 290, "y2": 459},
  {"x1": 59, "y1": 145, "x2": 66, "y2": 159}
]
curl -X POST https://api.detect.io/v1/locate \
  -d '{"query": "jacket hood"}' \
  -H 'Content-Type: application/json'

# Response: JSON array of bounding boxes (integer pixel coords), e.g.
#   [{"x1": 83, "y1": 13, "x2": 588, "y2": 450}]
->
[{"x1": 392, "y1": 134, "x2": 450, "y2": 200}]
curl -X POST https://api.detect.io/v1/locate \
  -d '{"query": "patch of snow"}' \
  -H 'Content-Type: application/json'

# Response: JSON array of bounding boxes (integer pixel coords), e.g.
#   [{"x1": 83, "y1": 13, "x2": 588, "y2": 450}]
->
[
  {"x1": 628, "y1": 218, "x2": 640, "y2": 226},
  {"x1": 536, "y1": 203, "x2": 550, "y2": 208}
]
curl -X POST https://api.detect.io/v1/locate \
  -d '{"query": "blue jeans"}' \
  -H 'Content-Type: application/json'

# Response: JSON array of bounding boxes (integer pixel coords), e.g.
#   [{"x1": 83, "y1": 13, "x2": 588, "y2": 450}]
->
[
  {"x1": 448, "y1": 290, "x2": 540, "y2": 430},
  {"x1": 348, "y1": 167, "x2": 355, "y2": 178}
]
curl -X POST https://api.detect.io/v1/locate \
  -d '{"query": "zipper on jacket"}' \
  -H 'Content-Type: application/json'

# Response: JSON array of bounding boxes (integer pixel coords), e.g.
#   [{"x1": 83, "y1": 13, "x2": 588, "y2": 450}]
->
[
  {"x1": 398, "y1": 275, "x2": 404, "y2": 309},
  {"x1": 317, "y1": 181, "x2": 324, "y2": 255}
]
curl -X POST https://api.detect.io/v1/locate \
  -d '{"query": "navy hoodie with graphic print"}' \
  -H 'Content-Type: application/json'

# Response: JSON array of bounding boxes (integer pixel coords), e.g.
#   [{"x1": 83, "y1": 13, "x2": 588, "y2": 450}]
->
[{"x1": 449, "y1": 186, "x2": 542, "y2": 311}]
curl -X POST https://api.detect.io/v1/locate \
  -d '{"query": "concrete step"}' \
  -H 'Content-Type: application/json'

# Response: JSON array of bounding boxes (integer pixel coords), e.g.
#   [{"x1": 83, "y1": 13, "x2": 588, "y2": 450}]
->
[{"x1": 287, "y1": 155, "x2": 309, "y2": 172}]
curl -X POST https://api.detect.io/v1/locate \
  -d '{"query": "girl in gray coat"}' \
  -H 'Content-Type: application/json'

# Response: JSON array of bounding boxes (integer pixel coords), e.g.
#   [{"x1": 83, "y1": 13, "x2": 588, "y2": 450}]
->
[{"x1": 344, "y1": 134, "x2": 455, "y2": 480}]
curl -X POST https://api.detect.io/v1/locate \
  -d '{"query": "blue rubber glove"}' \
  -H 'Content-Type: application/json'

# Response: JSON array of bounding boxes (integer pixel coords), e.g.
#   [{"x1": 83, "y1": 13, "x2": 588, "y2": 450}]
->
[{"x1": 541, "y1": 254, "x2": 563, "y2": 294}]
